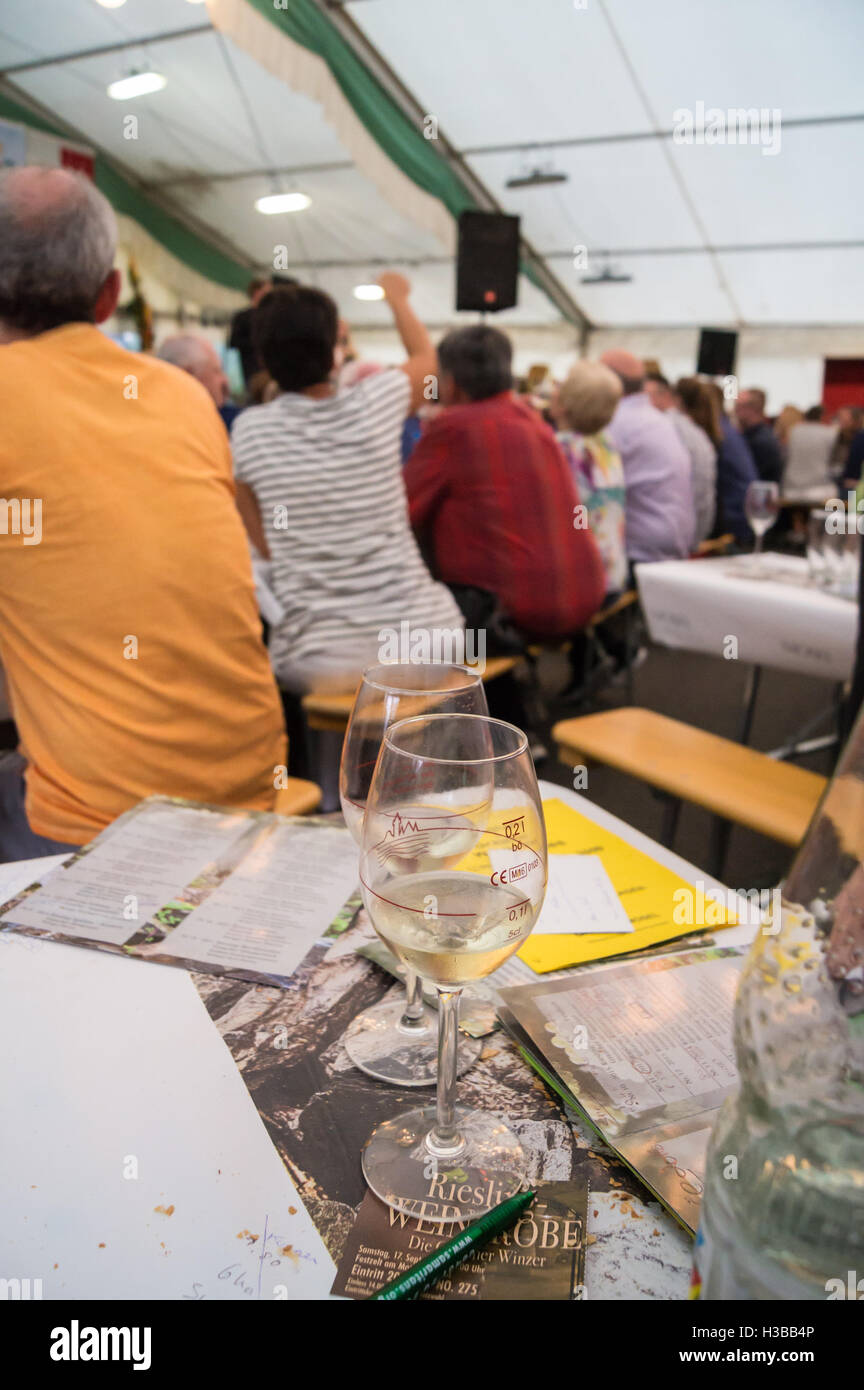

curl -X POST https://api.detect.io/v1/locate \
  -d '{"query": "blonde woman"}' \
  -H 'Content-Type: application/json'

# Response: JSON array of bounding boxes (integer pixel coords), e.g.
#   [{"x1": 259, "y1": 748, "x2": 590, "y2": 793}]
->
[{"x1": 553, "y1": 359, "x2": 628, "y2": 597}]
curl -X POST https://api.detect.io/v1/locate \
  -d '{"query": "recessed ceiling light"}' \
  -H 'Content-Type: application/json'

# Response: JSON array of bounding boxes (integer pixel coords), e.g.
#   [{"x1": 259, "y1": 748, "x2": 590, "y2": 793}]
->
[
  {"x1": 255, "y1": 192, "x2": 311, "y2": 215},
  {"x1": 353, "y1": 284, "x2": 385, "y2": 301},
  {"x1": 95, "y1": 0, "x2": 128, "y2": 9},
  {"x1": 107, "y1": 72, "x2": 167, "y2": 100}
]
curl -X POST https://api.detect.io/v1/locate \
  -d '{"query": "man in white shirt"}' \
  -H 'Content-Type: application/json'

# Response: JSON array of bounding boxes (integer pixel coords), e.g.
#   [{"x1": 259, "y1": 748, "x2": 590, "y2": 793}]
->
[{"x1": 601, "y1": 351, "x2": 695, "y2": 563}]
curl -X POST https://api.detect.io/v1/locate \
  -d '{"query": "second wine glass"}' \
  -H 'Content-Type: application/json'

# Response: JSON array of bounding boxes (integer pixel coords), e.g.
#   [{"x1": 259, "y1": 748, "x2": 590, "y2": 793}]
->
[
  {"x1": 744, "y1": 480, "x2": 780, "y2": 568},
  {"x1": 340, "y1": 662, "x2": 487, "y2": 1085}
]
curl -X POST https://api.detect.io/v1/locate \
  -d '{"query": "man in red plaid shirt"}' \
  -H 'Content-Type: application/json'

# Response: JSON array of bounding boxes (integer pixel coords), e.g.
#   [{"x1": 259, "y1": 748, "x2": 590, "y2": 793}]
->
[{"x1": 404, "y1": 325, "x2": 605, "y2": 641}]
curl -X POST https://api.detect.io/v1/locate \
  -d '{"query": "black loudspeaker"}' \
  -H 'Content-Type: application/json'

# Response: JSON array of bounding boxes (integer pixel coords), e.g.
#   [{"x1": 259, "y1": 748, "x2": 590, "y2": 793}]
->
[
  {"x1": 697, "y1": 328, "x2": 738, "y2": 377},
  {"x1": 456, "y1": 211, "x2": 520, "y2": 312}
]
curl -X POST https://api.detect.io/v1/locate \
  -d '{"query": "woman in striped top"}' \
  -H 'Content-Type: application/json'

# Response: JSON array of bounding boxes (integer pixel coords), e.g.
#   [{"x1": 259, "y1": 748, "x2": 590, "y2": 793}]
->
[{"x1": 232, "y1": 275, "x2": 462, "y2": 695}]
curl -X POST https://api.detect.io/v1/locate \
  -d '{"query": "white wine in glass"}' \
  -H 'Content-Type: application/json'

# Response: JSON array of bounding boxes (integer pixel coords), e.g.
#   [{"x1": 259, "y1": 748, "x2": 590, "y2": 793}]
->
[
  {"x1": 359, "y1": 713, "x2": 547, "y2": 1223},
  {"x1": 339, "y1": 663, "x2": 487, "y2": 1085}
]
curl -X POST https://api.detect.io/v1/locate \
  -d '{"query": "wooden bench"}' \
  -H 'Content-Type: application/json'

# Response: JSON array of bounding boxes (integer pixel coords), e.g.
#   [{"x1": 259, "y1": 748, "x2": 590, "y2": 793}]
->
[
  {"x1": 301, "y1": 655, "x2": 521, "y2": 734},
  {"x1": 553, "y1": 707, "x2": 827, "y2": 873},
  {"x1": 692, "y1": 533, "x2": 735, "y2": 559},
  {"x1": 273, "y1": 777, "x2": 323, "y2": 816}
]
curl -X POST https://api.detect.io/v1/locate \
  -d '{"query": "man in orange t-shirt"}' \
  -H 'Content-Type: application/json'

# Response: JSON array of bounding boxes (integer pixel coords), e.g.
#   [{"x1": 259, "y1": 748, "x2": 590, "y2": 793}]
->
[{"x1": 0, "y1": 167, "x2": 285, "y2": 853}]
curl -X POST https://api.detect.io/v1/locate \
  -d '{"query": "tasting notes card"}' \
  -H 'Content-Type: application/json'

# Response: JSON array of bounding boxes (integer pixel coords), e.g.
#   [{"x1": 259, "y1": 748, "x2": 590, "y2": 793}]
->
[{"x1": 0, "y1": 796, "x2": 360, "y2": 987}]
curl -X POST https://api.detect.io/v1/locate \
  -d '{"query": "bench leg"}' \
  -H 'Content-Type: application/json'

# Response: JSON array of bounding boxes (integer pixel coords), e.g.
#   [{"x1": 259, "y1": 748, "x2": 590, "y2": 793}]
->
[
  {"x1": 709, "y1": 816, "x2": 733, "y2": 881},
  {"x1": 655, "y1": 792, "x2": 682, "y2": 850}
]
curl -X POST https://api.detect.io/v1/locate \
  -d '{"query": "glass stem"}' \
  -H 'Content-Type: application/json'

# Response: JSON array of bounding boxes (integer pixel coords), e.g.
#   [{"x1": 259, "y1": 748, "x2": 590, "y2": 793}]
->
[
  {"x1": 753, "y1": 531, "x2": 764, "y2": 559},
  {"x1": 399, "y1": 969, "x2": 427, "y2": 1031},
  {"x1": 429, "y1": 987, "x2": 465, "y2": 1157}
]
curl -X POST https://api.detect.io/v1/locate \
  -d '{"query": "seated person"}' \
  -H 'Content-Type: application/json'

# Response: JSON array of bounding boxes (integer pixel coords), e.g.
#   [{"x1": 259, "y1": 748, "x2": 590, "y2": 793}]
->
[
  {"x1": 600, "y1": 351, "x2": 694, "y2": 563},
  {"x1": 784, "y1": 406, "x2": 837, "y2": 492},
  {"x1": 552, "y1": 360, "x2": 628, "y2": 598},
  {"x1": 705, "y1": 383, "x2": 758, "y2": 544},
  {"x1": 231, "y1": 274, "x2": 462, "y2": 694},
  {"x1": 734, "y1": 388, "x2": 785, "y2": 486},
  {"x1": 644, "y1": 372, "x2": 717, "y2": 544},
  {"x1": 0, "y1": 167, "x2": 285, "y2": 854},
  {"x1": 403, "y1": 325, "x2": 606, "y2": 641},
  {"x1": 156, "y1": 333, "x2": 242, "y2": 432}
]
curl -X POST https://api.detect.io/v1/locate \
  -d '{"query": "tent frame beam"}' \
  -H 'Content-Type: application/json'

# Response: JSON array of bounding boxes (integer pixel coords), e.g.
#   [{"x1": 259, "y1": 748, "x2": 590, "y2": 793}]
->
[
  {"x1": 0, "y1": 24, "x2": 214, "y2": 77},
  {"x1": 0, "y1": 77, "x2": 257, "y2": 281}
]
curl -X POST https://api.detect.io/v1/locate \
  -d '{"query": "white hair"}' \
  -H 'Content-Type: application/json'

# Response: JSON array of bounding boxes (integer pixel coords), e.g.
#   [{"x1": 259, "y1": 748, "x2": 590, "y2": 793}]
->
[
  {"x1": 157, "y1": 335, "x2": 216, "y2": 374},
  {"x1": 0, "y1": 166, "x2": 117, "y2": 333}
]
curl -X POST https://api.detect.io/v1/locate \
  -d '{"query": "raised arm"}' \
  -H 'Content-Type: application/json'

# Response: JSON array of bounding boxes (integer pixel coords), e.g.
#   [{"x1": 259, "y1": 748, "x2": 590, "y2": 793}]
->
[{"x1": 378, "y1": 271, "x2": 437, "y2": 414}]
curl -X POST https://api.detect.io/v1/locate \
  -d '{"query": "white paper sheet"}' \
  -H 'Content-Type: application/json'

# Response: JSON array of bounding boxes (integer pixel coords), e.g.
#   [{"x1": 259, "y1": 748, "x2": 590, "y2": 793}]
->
[
  {"x1": 159, "y1": 822, "x2": 358, "y2": 976},
  {"x1": 0, "y1": 805, "x2": 250, "y2": 945},
  {"x1": 532, "y1": 854, "x2": 633, "y2": 935},
  {"x1": 0, "y1": 928, "x2": 335, "y2": 1300}
]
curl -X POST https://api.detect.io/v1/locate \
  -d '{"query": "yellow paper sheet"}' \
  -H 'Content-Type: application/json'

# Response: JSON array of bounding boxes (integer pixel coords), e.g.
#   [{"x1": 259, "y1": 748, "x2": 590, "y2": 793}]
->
[{"x1": 517, "y1": 798, "x2": 734, "y2": 972}]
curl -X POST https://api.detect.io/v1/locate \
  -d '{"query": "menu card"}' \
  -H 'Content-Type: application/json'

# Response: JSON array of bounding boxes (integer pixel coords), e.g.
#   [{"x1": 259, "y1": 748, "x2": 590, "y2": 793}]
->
[
  {"x1": 498, "y1": 945, "x2": 745, "y2": 1233},
  {"x1": 0, "y1": 796, "x2": 359, "y2": 988},
  {"x1": 332, "y1": 1182, "x2": 588, "y2": 1300}
]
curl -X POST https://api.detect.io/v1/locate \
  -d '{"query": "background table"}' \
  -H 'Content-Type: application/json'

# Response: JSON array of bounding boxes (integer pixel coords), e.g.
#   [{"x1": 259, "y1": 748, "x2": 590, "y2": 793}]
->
[
  {"x1": 0, "y1": 783, "x2": 756, "y2": 1301},
  {"x1": 637, "y1": 553, "x2": 857, "y2": 683}
]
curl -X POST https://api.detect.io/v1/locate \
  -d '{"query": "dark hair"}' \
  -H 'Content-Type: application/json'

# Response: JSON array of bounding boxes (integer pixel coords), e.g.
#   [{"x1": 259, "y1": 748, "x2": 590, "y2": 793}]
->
[
  {"x1": 676, "y1": 376, "x2": 722, "y2": 447},
  {"x1": 252, "y1": 286, "x2": 338, "y2": 392},
  {"x1": 805, "y1": 404, "x2": 823, "y2": 422},
  {"x1": 247, "y1": 276, "x2": 270, "y2": 297},
  {"x1": 645, "y1": 371, "x2": 671, "y2": 389},
  {"x1": 437, "y1": 325, "x2": 512, "y2": 401}
]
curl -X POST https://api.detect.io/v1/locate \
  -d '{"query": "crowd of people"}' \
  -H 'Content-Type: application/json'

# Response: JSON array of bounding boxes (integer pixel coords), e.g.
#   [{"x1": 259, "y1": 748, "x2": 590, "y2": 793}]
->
[{"x1": 2, "y1": 165, "x2": 863, "y2": 860}]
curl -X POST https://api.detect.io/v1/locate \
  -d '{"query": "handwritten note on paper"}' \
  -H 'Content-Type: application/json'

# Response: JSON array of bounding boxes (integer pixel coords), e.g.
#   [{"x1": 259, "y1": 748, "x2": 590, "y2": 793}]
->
[
  {"x1": 535, "y1": 855, "x2": 634, "y2": 936},
  {"x1": 159, "y1": 822, "x2": 359, "y2": 977}
]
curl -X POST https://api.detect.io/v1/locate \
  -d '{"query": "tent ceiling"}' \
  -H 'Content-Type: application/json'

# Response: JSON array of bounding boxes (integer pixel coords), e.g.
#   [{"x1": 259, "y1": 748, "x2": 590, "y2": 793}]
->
[{"x1": 0, "y1": 0, "x2": 861, "y2": 326}]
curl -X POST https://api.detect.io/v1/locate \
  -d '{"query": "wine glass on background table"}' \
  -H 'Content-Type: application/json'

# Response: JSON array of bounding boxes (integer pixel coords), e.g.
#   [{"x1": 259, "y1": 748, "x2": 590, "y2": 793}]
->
[
  {"x1": 340, "y1": 663, "x2": 487, "y2": 1085},
  {"x1": 744, "y1": 480, "x2": 780, "y2": 569},
  {"x1": 359, "y1": 713, "x2": 547, "y2": 1222}
]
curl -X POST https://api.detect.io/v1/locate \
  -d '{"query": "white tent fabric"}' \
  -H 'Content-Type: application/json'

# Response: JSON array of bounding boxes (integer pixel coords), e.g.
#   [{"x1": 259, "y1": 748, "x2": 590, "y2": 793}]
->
[
  {"x1": 0, "y1": 0, "x2": 861, "y2": 327},
  {"x1": 349, "y1": 0, "x2": 864, "y2": 326}
]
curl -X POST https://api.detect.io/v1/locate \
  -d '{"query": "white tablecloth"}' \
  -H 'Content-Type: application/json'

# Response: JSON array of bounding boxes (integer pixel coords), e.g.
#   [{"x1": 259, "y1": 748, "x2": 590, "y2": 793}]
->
[
  {"x1": 0, "y1": 784, "x2": 757, "y2": 1301},
  {"x1": 637, "y1": 554, "x2": 858, "y2": 682}
]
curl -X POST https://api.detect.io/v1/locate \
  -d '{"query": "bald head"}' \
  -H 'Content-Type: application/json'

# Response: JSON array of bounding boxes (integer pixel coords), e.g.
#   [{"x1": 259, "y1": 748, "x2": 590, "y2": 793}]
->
[
  {"x1": 600, "y1": 349, "x2": 645, "y2": 396},
  {"x1": 158, "y1": 335, "x2": 228, "y2": 407},
  {"x1": 0, "y1": 166, "x2": 118, "y2": 339}
]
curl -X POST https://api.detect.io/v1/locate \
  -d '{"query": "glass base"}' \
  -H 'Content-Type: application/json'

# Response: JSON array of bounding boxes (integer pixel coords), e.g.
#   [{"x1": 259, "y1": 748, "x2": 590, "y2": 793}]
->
[
  {"x1": 344, "y1": 1000, "x2": 481, "y2": 1086},
  {"x1": 362, "y1": 1105, "x2": 527, "y2": 1222}
]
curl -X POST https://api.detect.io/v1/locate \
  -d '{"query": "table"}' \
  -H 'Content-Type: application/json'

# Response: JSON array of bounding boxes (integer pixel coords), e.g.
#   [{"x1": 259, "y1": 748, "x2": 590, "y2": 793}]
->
[
  {"x1": 637, "y1": 553, "x2": 856, "y2": 683},
  {"x1": 637, "y1": 553, "x2": 857, "y2": 755},
  {"x1": 0, "y1": 783, "x2": 756, "y2": 1301}
]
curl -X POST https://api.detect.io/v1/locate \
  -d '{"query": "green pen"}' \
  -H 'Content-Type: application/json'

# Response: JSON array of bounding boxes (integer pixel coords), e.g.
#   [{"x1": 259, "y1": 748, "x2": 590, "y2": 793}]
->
[{"x1": 369, "y1": 1188, "x2": 536, "y2": 1301}]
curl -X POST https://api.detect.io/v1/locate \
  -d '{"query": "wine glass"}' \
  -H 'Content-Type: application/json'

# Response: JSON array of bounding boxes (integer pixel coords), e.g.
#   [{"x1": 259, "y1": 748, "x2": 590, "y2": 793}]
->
[
  {"x1": 340, "y1": 663, "x2": 487, "y2": 1085},
  {"x1": 358, "y1": 713, "x2": 547, "y2": 1223},
  {"x1": 744, "y1": 480, "x2": 780, "y2": 568}
]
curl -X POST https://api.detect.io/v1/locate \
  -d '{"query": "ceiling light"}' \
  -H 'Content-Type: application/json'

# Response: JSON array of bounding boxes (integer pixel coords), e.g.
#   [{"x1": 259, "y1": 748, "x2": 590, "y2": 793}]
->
[
  {"x1": 255, "y1": 192, "x2": 311, "y2": 214},
  {"x1": 353, "y1": 284, "x2": 385, "y2": 301},
  {"x1": 95, "y1": 0, "x2": 128, "y2": 8},
  {"x1": 506, "y1": 169, "x2": 568, "y2": 189},
  {"x1": 107, "y1": 71, "x2": 167, "y2": 100}
]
